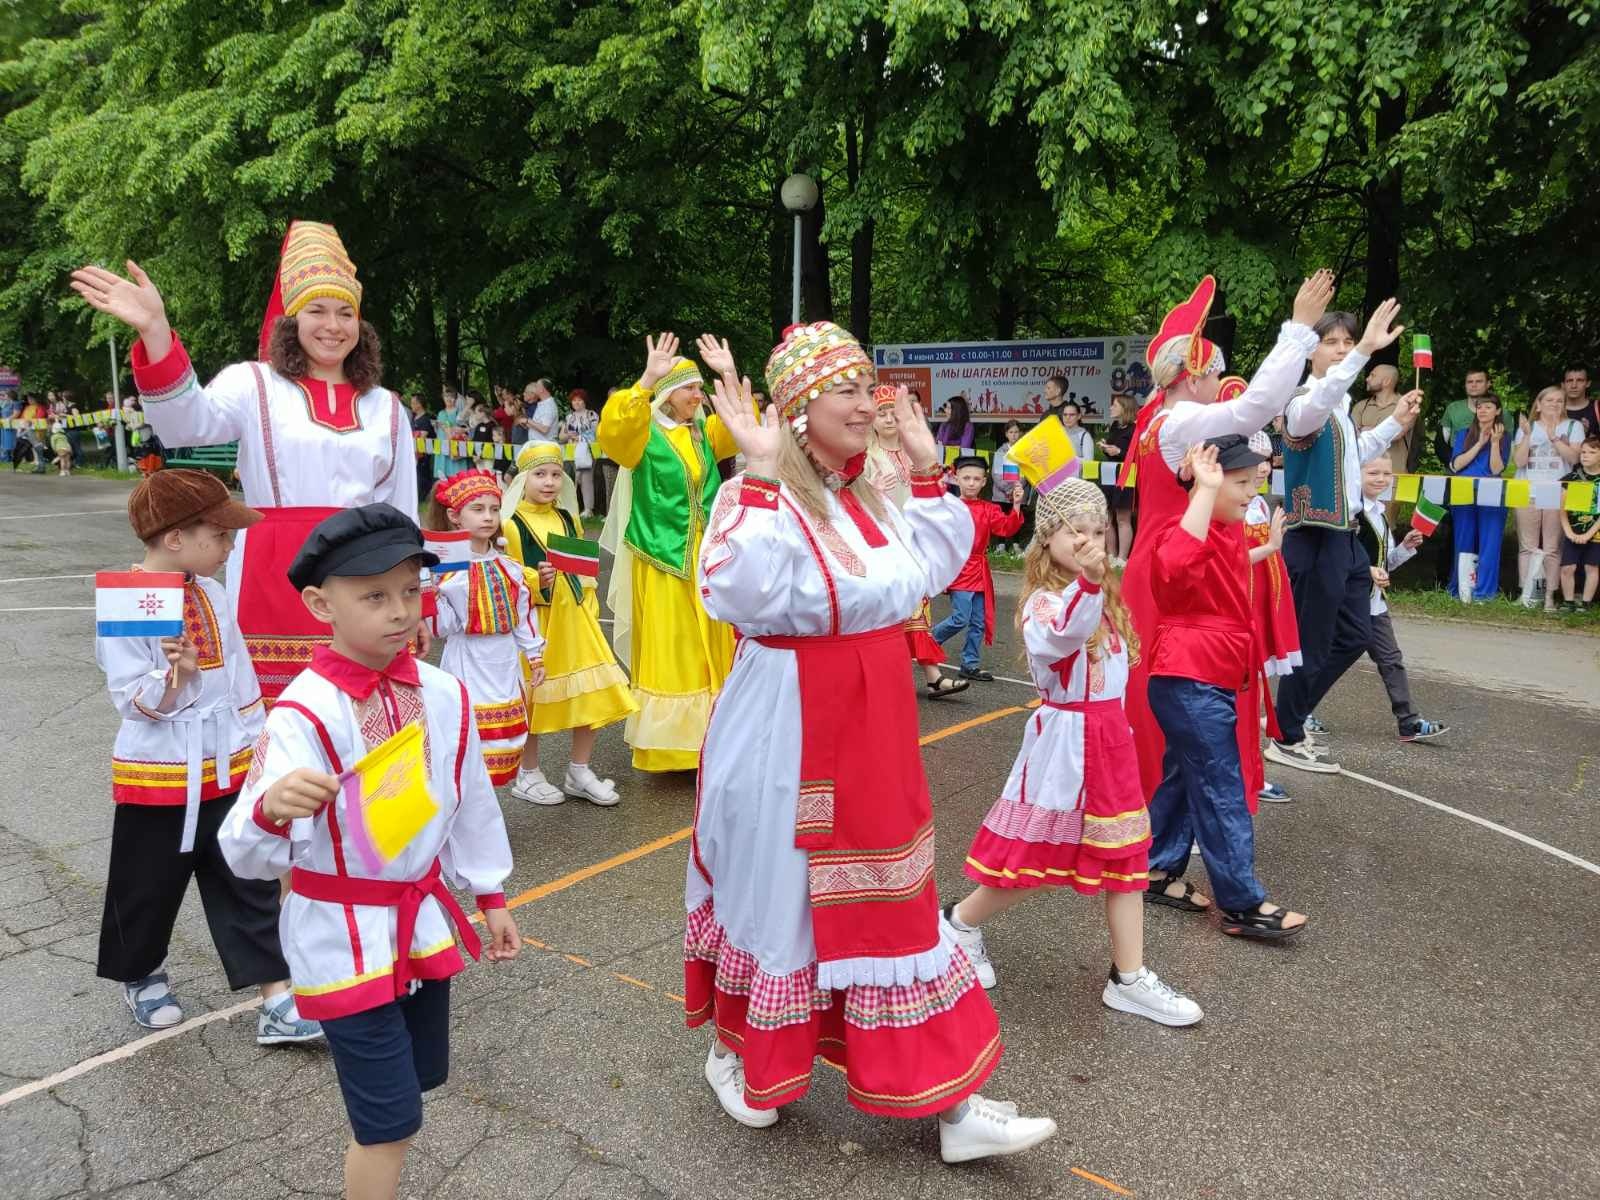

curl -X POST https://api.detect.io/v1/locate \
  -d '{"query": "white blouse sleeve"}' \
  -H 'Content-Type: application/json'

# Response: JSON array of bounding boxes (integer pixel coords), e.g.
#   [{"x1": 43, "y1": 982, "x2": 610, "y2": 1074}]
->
[
  {"x1": 1021, "y1": 581, "x2": 1105, "y2": 660},
  {"x1": 697, "y1": 475, "x2": 814, "y2": 628},
  {"x1": 221, "y1": 706, "x2": 328, "y2": 881},
  {"x1": 131, "y1": 335, "x2": 254, "y2": 449},
  {"x1": 1284, "y1": 349, "x2": 1372, "y2": 439},
  {"x1": 1161, "y1": 322, "x2": 1319, "y2": 465},
  {"x1": 902, "y1": 491, "x2": 977, "y2": 597},
  {"x1": 438, "y1": 681, "x2": 514, "y2": 902},
  {"x1": 512, "y1": 572, "x2": 546, "y2": 661},
  {"x1": 429, "y1": 572, "x2": 468, "y2": 639}
]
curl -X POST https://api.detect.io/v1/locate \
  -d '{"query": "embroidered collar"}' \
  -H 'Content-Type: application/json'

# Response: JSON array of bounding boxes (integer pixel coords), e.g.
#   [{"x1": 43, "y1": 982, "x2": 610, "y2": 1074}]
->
[
  {"x1": 311, "y1": 645, "x2": 420, "y2": 700},
  {"x1": 295, "y1": 376, "x2": 362, "y2": 433},
  {"x1": 808, "y1": 449, "x2": 867, "y2": 492}
]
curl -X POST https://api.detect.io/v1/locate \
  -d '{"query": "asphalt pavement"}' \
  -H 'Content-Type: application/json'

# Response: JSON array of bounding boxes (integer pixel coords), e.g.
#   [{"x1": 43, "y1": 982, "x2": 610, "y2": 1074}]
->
[{"x1": 0, "y1": 472, "x2": 1596, "y2": 1200}]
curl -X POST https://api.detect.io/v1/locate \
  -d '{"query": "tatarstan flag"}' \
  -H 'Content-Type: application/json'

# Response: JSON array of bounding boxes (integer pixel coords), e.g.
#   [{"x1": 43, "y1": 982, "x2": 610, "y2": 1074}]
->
[
  {"x1": 546, "y1": 532, "x2": 600, "y2": 579},
  {"x1": 1410, "y1": 495, "x2": 1445, "y2": 537},
  {"x1": 1412, "y1": 334, "x2": 1433, "y2": 371}
]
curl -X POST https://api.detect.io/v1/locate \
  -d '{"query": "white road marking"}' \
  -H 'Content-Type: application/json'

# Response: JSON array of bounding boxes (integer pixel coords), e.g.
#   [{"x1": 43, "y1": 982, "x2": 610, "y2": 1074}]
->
[
  {"x1": 0, "y1": 606, "x2": 93, "y2": 612},
  {"x1": 0, "y1": 508, "x2": 126, "y2": 521},
  {"x1": 1340, "y1": 768, "x2": 1600, "y2": 877},
  {"x1": 0, "y1": 574, "x2": 94, "y2": 584},
  {"x1": 0, "y1": 996, "x2": 263, "y2": 1110}
]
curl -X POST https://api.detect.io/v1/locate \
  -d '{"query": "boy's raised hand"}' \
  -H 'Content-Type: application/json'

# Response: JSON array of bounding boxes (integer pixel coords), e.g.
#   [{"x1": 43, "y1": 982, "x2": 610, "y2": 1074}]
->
[
  {"x1": 1292, "y1": 268, "x2": 1336, "y2": 327},
  {"x1": 484, "y1": 908, "x2": 521, "y2": 962},
  {"x1": 1187, "y1": 443, "x2": 1224, "y2": 491},
  {"x1": 262, "y1": 768, "x2": 339, "y2": 825},
  {"x1": 1356, "y1": 298, "x2": 1404, "y2": 356}
]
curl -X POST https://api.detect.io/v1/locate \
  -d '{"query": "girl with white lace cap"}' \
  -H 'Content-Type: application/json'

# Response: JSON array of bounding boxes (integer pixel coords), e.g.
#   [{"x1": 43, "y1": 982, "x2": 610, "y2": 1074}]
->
[
  {"x1": 686, "y1": 321, "x2": 1057, "y2": 1164},
  {"x1": 941, "y1": 477, "x2": 1203, "y2": 1028}
]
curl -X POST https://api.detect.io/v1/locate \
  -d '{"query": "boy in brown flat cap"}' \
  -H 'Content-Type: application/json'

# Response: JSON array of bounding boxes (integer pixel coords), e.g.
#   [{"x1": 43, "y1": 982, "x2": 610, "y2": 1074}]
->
[{"x1": 95, "y1": 469, "x2": 321, "y2": 1044}]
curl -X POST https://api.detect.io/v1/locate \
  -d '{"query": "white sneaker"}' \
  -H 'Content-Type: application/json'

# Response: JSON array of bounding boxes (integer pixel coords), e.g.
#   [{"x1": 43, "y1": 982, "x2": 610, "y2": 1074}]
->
[
  {"x1": 1101, "y1": 966, "x2": 1203, "y2": 1027},
  {"x1": 938, "y1": 1094, "x2": 1057, "y2": 1163},
  {"x1": 1263, "y1": 738, "x2": 1339, "y2": 774},
  {"x1": 703, "y1": 1044, "x2": 777, "y2": 1128},
  {"x1": 563, "y1": 763, "x2": 620, "y2": 807},
  {"x1": 941, "y1": 906, "x2": 996, "y2": 989},
  {"x1": 511, "y1": 768, "x2": 565, "y2": 805}
]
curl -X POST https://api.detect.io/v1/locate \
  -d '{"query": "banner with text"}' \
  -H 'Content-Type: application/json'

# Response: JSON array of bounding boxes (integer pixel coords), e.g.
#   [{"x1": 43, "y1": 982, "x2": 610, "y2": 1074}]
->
[{"x1": 873, "y1": 336, "x2": 1152, "y2": 424}]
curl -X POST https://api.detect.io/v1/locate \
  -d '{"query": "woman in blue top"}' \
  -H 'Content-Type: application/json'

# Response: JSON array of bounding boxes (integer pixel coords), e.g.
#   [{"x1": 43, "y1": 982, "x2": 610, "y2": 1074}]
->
[{"x1": 1448, "y1": 392, "x2": 1512, "y2": 602}]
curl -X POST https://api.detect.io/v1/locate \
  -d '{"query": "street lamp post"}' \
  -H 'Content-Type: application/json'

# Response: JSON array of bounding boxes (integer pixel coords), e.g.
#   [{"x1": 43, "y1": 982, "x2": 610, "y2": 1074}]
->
[{"x1": 780, "y1": 173, "x2": 818, "y2": 326}]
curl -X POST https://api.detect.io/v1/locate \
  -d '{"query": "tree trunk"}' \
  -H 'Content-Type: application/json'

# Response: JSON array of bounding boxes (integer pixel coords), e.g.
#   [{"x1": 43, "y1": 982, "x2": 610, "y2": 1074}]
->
[
  {"x1": 799, "y1": 175, "x2": 834, "y2": 324},
  {"x1": 994, "y1": 280, "x2": 1020, "y2": 341},
  {"x1": 1362, "y1": 88, "x2": 1406, "y2": 366},
  {"x1": 770, "y1": 179, "x2": 789, "y2": 344},
  {"x1": 845, "y1": 117, "x2": 876, "y2": 342},
  {"x1": 416, "y1": 284, "x2": 441, "y2": 404},
  {"x1": 445, "y1": 302, "x2": 461, "y2": 392}
]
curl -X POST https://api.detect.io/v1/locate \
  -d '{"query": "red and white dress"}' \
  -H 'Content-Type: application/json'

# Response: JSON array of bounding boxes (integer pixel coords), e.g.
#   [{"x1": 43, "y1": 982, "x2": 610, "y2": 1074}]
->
[
  {"x1": 219, "y1": 648, "x2": 512, "y2": 1020},
  {"x1": 430, "y1": 551, "x2": 546, "y2": 787},
  {"x1": 687, "y1": 471, "x2": 1001, "y2": 1118},
  {"x1": 132, "y1": 336, "x2": 417, "y2": 702},
  {"x1": 964, "y1": 582, "x2": 1149, "y2": 893},
  {"x1": 1244, "y1": 496, "x2": 1301, "y2": 679}
]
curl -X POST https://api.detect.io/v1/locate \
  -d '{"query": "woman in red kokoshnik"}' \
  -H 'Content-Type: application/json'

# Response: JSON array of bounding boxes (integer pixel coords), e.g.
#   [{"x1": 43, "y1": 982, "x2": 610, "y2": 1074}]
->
[
  {"x1": 1118, "y1": 271, "x2": 1333, "y2": 911},
  {"x1": 684, "y1": 323, "x2": 1056, "y2": 1164},
  {"x1": 71, "y1": 223, "x2": 418, "y2": 703}
]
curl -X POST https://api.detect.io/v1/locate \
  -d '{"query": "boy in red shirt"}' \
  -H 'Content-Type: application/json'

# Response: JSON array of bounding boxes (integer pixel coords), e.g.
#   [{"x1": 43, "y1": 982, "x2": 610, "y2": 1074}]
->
[
  {"x1": 1142, "y1": 436, "x2": 1309, "y2": 941},
  {"x1": 931, "y1": 455, "x2": 1024, "y2": 680}
]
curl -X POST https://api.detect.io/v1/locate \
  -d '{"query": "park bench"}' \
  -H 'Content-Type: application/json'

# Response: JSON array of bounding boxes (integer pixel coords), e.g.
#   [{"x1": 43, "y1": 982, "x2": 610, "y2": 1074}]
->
[{"x1": 164, "y1": 443, "x2": 239, "y2": 480}]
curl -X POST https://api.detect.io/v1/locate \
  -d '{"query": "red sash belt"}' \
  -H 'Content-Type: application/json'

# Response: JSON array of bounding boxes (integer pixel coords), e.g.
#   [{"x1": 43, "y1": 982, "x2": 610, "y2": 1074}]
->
[
  {"x1": 754, "y1": 624, "x2": 903, "y2": 651},
  {"x1": 1039, "y1": 697, "x2": 1121, "y2": 713},
  {"x1": 291, "y1": 859, "x2": 481, "y2": 999}
]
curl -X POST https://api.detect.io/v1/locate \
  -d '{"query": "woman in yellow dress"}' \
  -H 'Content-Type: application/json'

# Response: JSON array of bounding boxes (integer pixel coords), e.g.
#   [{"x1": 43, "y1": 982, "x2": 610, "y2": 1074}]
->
[
  {"x1": 597, "y1": 333, "x2": 739, "y2": 771},
  {"x1": 502, "y1": 441, "x2": 638, "y2": 804}
]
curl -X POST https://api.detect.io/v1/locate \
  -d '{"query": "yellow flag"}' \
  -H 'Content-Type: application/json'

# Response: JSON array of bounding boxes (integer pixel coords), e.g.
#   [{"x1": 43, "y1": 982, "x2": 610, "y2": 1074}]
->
[
  {"x1": 1007, "y1": 416, "x2": 1076, "y2": 487},
  {"x1": 1395, "y1": 474, "x2": 1420, "y2": 503},
  {"x1": 1504, "y1": 479, "x2": 1531, "y2": 509},
  {"x1": 1449, "y1": 476, "x2": 1476, "y2": 505},
  {"x1": 1567, "y1": 481, "x2": 1598, "y2": 513},
  {"x1": 340, "y1": 723, "x2": 437, "y2": 872}
]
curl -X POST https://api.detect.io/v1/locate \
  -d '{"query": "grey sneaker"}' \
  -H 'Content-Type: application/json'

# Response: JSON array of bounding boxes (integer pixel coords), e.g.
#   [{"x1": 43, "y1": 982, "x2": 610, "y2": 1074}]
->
[
  {"x1": 1264, "y1": 738, "x2": 1339, "y2": 774},
  {"x1": 257, "y1": 993, "x2": 324, "y2": 1045},
  {"x1": 1399, "y1": 718, "x2": 1448, "y2": 743}
]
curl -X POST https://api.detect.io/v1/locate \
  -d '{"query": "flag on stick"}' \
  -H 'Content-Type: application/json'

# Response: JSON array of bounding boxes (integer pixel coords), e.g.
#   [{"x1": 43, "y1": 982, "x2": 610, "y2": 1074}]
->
[
  {"x1": 546, "y1": 533, "x2": 600, "y2": 579},
  {"x1": 338, "y1": 723, "x2": 438, "y2": 874},
  {"x1": 1412, "y1": 334, "x2": 1433, "y2": 370},
  {"x1": 95, "y1": 571, "x2": 186, "y2": 638},
  {"x1": 1410, "y1": 495, "x2": 1446, "y2": 537},
  {"x1": 422, "y1": 529, "x2": 474, "y2": 574}
]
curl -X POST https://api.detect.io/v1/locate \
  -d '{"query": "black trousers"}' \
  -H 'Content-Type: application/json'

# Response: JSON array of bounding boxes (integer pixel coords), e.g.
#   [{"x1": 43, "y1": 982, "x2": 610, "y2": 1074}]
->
[
  {"x1": 1275, "y1": 525, "x2": 1372, "y2": 744},
  {"x1": 97, "y1": 793, "x2": 289, "y2": 989}
]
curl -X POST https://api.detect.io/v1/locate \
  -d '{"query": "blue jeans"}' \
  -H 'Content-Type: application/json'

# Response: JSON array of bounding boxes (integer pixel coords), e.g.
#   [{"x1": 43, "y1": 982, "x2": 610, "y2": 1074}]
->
[
  {"x1": 1147, "y1": 677, "x2": 1266, "y2": 913},
  {"x1": 931, "y1": 590, "x2": 985, "y2": 670}
]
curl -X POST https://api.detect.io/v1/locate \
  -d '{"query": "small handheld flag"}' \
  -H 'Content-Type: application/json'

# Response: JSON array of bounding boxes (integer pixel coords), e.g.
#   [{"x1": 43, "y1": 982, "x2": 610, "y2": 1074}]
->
[
  {"x1": 1410, "y1": 495, "x2": 1446, "y2": 537},
  {"x1": 95, "y1": 571, "x2": 186, "y2": 638},
  {"x1": 1412, "y1": 334, "x2": 1433, "y2": 371},
  {"x1": 1000, "y1": 462, "x2": 1020, "y2": 484},
  {"x1": 422, "y1": 529, "x2": 474, "y2": 574},
  {"x1": 338, "y1": 723, "x2": 438, "y2": 874},
  {"x1": 1008, "y1": 416, "x2": 1079, "y2": 494},
  {"x1": 546, "y1": 533, "x2": 600, "y2": 580}
]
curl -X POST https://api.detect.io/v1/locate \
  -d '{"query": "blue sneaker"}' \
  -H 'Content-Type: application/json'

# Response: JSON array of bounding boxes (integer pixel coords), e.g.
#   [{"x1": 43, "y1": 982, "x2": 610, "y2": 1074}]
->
[
  {"x1": 1399, "y1": 719, "x2": 1447, "y2": 743},
  {"x1": 1304, "y1": 715, "x2": 1329, "y2": 735},
  {"x1": 1256, "y1": 782, "x2": 1292, "y2": 804}
]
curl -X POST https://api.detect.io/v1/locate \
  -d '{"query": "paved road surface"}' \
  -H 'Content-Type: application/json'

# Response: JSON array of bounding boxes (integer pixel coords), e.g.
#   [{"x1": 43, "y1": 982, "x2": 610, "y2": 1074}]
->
[{"x1": 1, "y1": 474, "x2": 1595, "y2": 1199}]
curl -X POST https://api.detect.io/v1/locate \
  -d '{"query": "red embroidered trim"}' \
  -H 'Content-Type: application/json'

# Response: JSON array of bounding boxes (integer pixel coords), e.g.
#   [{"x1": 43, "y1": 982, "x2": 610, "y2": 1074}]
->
[
  {"x1": 475, "y1": 892, "x2": 506, "y2": 912},
  {"x1": 275, "y1": 700, "x2": 344, "y2": 773},
  {"x1": 293, "y1": 377, "x2": 362, "y2": 434},
  {"x1": 779, "y1": 495, "x2": 840, "y2": 634},
  {"x1": 836, "y1": 489, "x2": 888, "y2": 548},
  {"x1": 249, "y1": 364, "x2": 283, "y2": 508},
  {"x1": 739, "y1": 476, "x2": 780, "y2": 509},
  {"x1": 809, "y1": 516, "x2": 865, "y2": 579},
  {"x1": 373, "y1": 391, "x2": 401, "y2": 490},
  {"x1": 453, "y1": 678, "x2": 470, "y2": 811},
  {"x1": 251, "y1": 796, "x2": 289, "y2": 838}
]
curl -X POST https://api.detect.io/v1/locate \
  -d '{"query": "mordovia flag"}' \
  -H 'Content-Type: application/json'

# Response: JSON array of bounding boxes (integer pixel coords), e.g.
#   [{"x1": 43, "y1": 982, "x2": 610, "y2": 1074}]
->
[
  {"x1": 546, "y1": 533, "x2": 600, "y2": 579},
  {"x1": 422, "y1": 529, "x2": 474, "y2": 574},
  {"x1": 1410, "y1": 495, "x2": 1446, "y2": 537},
  {"x1": 1412, "y1": 334, "x2": 1433, "y2": 371},
  {"x1": 95, "y1": 571, "x2": 185, "y2": 638}
]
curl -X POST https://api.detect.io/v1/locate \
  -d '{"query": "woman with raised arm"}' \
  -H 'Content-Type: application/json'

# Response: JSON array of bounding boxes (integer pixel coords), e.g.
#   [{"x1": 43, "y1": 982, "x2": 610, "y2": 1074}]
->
[
  {"x1": 596, "y1": 333, "x2": 740, "y2": 771},
  {"x1": 70, "y1": 223, "x2": 417, "y2": 703},
  {"x1": 684, "y1": 322, "x2": 1056, "y2": 1164}
]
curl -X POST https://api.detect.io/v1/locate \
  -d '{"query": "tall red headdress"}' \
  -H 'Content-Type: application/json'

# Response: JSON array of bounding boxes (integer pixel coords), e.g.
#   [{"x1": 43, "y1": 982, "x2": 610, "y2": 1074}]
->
[{"x1": 1119, "y1": 275, "x2": 1224, "y2": 487}]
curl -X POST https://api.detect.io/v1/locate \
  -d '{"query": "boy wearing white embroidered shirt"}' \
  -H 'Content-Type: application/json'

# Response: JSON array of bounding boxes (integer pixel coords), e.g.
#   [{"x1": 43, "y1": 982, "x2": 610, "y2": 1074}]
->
[
  {"x1": 1358, "y1": 459, "x2": 1447, "y2": 743},
  {"x1": 96, "y1": 469, "x2": 319, "y2": 1044},
  {"x1": 219, "y1": 503, "x2": 520, "y2": 1200}
]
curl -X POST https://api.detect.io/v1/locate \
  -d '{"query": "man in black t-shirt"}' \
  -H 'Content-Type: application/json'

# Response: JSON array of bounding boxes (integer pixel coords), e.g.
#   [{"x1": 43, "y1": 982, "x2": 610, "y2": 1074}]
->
[{"x1": 1563, "y1": 367, "x2": 1598, "y2": 436}]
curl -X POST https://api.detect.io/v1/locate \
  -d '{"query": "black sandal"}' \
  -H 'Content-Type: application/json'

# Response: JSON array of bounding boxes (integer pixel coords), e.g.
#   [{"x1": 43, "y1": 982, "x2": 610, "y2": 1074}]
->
[
  {"x1": 1144, "y1": 875, "x2": 1210, "y2": 913},
  {"x1": 1221, "y1": 904, "x2": 1307, "y2": 941},
  {"x1": 925, "y1": 676, "x2": 970, "y2": 699}
]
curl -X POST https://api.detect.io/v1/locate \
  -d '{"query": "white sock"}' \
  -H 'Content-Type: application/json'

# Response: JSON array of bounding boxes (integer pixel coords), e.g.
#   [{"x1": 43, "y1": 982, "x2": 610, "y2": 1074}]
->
[
  {"x1": 1115, "y1": 966, "x2": 1142, "y2": 986},
  {"x1": 946, "y1": 905, "x2": 977, "y2": 933}
]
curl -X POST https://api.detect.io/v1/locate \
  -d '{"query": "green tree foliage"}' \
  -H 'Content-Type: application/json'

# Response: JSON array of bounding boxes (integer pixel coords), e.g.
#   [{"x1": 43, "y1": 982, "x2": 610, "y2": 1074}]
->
[{"x1": 1, "y1": 0, "x2": 1596, "y2": 413}]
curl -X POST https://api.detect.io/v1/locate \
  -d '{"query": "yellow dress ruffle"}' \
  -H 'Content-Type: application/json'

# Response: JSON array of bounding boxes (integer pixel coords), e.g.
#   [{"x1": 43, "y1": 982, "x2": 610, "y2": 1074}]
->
[{"x1": 502, "y1": 501, "x2": 638, "y2": 736}]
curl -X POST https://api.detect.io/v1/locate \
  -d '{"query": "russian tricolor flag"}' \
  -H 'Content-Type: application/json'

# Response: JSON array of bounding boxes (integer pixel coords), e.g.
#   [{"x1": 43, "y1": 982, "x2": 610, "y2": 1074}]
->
[
  {"x1": 95, "y1": 571, "x2": 186, "y2": 638},
  {"x1": 423, "y1": 529, "x2": 474, "y2": 574}
]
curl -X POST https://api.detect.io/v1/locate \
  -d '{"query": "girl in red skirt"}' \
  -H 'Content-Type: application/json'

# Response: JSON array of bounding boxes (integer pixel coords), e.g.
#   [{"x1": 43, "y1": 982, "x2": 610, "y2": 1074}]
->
[{"x1": 942, "y1": 478, "x2": 1203, "y2": 1027}]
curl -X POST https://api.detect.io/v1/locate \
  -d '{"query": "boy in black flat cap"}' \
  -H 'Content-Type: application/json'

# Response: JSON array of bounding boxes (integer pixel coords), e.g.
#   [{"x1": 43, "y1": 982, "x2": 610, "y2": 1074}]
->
[
  {"x1": 932, "y1": 455, "x2": 1024, "y2": 680},
  {"x1": 219, "y1": 503, "x2": 520, "y2": 1200},
  {"x1": 1142, "y1": 437, "x2": 1309, "y2": 943}
]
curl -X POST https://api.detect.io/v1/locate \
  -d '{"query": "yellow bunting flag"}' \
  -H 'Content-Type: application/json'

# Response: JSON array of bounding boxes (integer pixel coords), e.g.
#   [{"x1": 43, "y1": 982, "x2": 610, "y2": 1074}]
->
[
  {"x1": 1504, "y1": 479, "x2": 1531, "y2": 509},
  {"x1": 1395, "y1": 474, "x2": 1420, "y2": 504},
  {"x1": 1567, "y1": 481, "x2": 1598, "y2": 513},
  {"x1": 338, "y1": 723, "x2": 438, "y2": 872},
  {"x1": 1449, "y1": 476, "x2": 1476, "y2": 505}
]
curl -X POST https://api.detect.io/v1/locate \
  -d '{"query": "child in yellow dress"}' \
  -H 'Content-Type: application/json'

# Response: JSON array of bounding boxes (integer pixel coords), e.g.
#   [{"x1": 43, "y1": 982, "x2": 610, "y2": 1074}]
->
[{"x1": 501, "y1": 442, "x2": 638, "y2": 805}]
